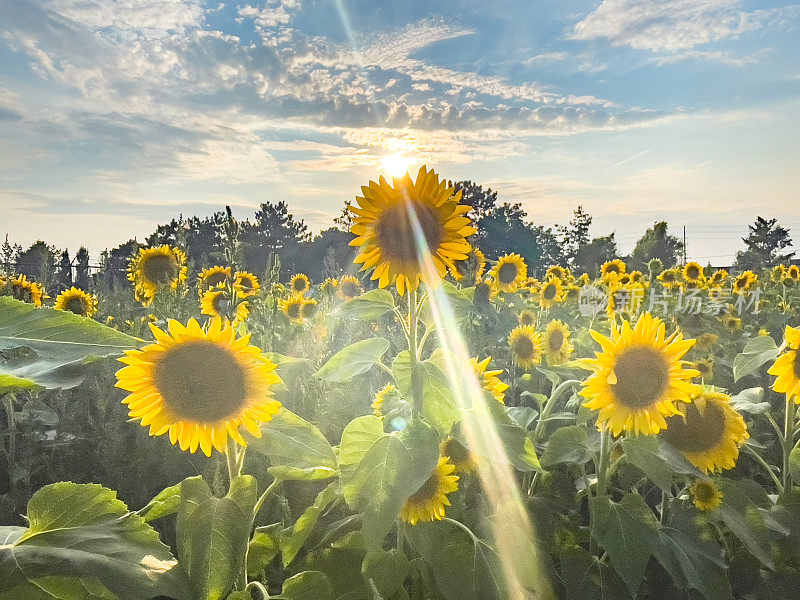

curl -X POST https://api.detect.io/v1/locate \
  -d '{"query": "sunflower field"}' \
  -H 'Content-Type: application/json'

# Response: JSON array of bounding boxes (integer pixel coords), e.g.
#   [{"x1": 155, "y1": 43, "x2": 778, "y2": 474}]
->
[{"x1": 2, "y1": 167, "x2": 800, "y2": 600}]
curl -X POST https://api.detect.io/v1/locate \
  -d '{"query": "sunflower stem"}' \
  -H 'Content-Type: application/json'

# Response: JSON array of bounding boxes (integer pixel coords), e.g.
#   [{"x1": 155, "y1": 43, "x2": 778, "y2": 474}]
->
[
  {"x1": 744, "y1": 444, "x2": 783, "y2": 492},
  {"x1": 596, "y1": 429, "x2": 611, "y2": 498},
  {"x1": 407, "y1": 287, "x2": 423, "y2": 419},
  {"x1": 659, "y1": 490, "x2": 669, "y2": 525},
  {"x1": 226, "y1": 437, "x2": 240, "y2": 483},
  {"x1": 532, "y1": 379, "x2": 580, "y2": 444},
  {"x1": 783, "y1": 396, "x2": 795, "y2": 495}
]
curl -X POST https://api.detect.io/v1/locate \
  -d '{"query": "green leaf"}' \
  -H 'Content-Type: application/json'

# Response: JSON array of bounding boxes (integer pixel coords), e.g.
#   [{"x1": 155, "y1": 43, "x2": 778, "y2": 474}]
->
[
  {"x1": 790, "y1": 447, "x2": 800, "y2": 481},
  {"x1": 420, "y1": 281, "x2": 474, "y2": 328},
  {"x1": 338, "y1": 415, "x2": 386, "y2": 494},
  {"x1": 137, "y1": 481, "x2": 182, "y2": 522},
  {"x1": 246, "y1": 525, "x2": 281, "y2": 578},
  {"x1": 278, "y1": 571, "x2": 333, "y2": 600},
  {"x1": 2, "y1": 576, "x2": 120, "y2": 599},
  {"x1": 340, "y1": 419, "x2": 439, "y2": 548},
  {"x1": 541, "y1": 426, "x2": 592, "y2": 468},
  {"x1": 733, "y1": 335, "x2": 779, "y2": 382},
  {"x1": 337, "y1": 289, "x2": 395, "y2": 320},
  {"x1": 247, "y1": 408, "x2": 336, "y2": 478},
  {"x1": 471, "y1": 399, "x2": 542, "y2": 472},
  {"x1": 177, "y1": 475, "x2": 257, "y2": 600},
  {"x1": 0, "y1": 482, "x2": 187, "y2": 600},
  {"x1": 0, "y1": 297, "x2": 141, "y2": 389},
  {"x1": 393, "y1": 349, "x2": 460, "y2": 435},
  {"x1": 729, "y1": 387, "x2": 771, "y2": 414},
  {"x1": 314, "y1": 338, "x2": 391, "y2": 383},
  {"x1": 589, "y1": 494, "x2": 657, "y2": 597},
  {"x1": 0, "y1": 373, "x2": 43, "y2": 394},
  {"x1": 362, "y1": 548, "x2": 410, "y2": 598},
  {"x1": 622, "y1": 436, "x2": 705, "y2": 492},
  {"x1": 281, "y1": 482, "x2": 340, "y2": 567},
  {"x1": 264, "y1": 352, "x2": 312, "y2": 391},
  {"x1": 713, "y1": 479, "x2": 774, "y2": 569},
  {"x1": 558, "y1": 546, "x2": 628, "y2": 600}
]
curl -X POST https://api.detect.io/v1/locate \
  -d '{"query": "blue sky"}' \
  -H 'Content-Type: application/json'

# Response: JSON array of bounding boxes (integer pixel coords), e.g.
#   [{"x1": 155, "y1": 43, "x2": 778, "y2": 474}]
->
[{"x1": 1, "y1": 0, "x2": 799, "y2": 264}]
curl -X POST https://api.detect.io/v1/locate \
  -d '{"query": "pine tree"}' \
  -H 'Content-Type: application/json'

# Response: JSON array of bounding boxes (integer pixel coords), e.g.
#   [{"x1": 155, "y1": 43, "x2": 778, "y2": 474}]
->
[{"x1": 735, "y1": 217, "x2": 794, "y2": 270}]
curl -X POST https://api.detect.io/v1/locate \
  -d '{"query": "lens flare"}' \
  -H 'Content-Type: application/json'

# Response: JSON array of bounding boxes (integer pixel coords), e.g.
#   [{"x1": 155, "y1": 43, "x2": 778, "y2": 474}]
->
[{"x1": 380, "y1": 152, "x2": 416, "y2": 177}]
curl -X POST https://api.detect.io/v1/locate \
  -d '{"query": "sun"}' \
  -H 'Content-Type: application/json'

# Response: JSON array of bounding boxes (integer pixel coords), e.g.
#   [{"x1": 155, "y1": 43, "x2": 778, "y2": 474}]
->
[{"x1": 379, "y1": 153, "x2": 415, "y2": 177}]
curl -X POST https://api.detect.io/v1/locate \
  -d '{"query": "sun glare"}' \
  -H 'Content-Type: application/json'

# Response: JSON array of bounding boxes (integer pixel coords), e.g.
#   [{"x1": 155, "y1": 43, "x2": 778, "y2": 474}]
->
[{"x1": 380, "y1": 152, "x2": 415, "y2": 177}]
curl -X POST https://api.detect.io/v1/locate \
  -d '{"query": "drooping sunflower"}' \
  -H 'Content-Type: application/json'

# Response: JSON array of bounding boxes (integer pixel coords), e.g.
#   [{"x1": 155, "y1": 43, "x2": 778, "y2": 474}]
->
[
  {"x1": 709, "y1": 269, "x2": 728, "y2": 286},
  {"x1": 508, "y1": 325, "x2": 543, "y2": 370},
  {"x1": 372, "y1": 383, "x2": 402, "y2": 418},
  {"x1": 472, "y1": 247, "x2": 487, "y2": 282},
  {"x1": 234, "y1": 271, "x2": 260, "y2": 298},
  {"x1": 771, "y1": 265, "x2": 787, "y2": 283},
  {"x1": 733, "y1": 271, "x2": 757, "y2": 293},
  {"x1": 787, "y1": 265, "x2": 800, "y2": 281},
  {"x1": 447, "y1": 246, "x2": 487, "y2": 283},
  {"x1": 473, "y1": 278, "x2": 497, "y2": 305},
  {"x1": 289, "y1": 273, "x2": 311, "y2": 295},
  {"x1": 544, "y1": 320, "x2": 574, "y2": 366},
  {"x1": 657, "y1": 268, "x2": 680, "y2": 289},
  {"x1": 546, "y1": 265, "x2": 570, "y2": 281},
  {"x1": 518, "y1": 309, "x2": 536, "y2": 327},
  {"x1": 468, "y1": 356, "x2": 509, "y2": 403},
  {"x1": 580, "y1": 312, "x2": 700, "y2": 436},
  {"x1": 695, "y1": 332, "x2": 719, "y2": 352},
  {"x1": 197, "y1": 266, "x2": 231, "y2": 293},
  {"x1": 349, "y1": 166, "x2": 476, "y2": 295},
  {"x1": 719, "y1": 313, "x2": 742, "y2": 332},
  {"x1": 441, "y1": 437, "x2": 476, "y2": 475},
  {"x1": 9, "y1": 274, "x2": 45, "y2": 307},
  {"x1": 320, "y1": 277, "x2": 339, "y2": 295},
  {"x1": 576, "y1": 273, "x2": 591, "y2": 288},
  {"x1": 768, "y1": 325, "x2": 800, "y2": 402},
  {"x1": 201, "y1": 289, "x2": 249, "y2": 326},
  {"x1": 115, "y1": 318, "x2": 282, "y2": 456},
  {"x1": 489, "y1": 253, "x2": 528, "y2": 294},
  {"x1": 660, "y1": 391, "x2": 748, "y2": 473},
  {"x1": 694, "y1": 358, "x2": 714, "y2": 382},
  {"x1": 689, "y1": 479, "x2": 723, "y2": 512},
  {"x1": 128, "y1": 245, "x2": 187, "y2": 303},
  {"x1": 601, "y1": 259, "x2": 626, "y2": 278},
  {"x1": 682, "y1": 262, "x2": 705, "y2": 283},
  {"x1": 54, "y1": 287, "x2": 97, "y2": 317},
  {"x1": 539, "y1": 277, "x2": 564, "y2": 309},
  {"x1": 279, "y1": 293, "x2": 308, "y2": 324},
  {"x1": 338, "y1": 274, "x2": 363, "y2": 301},
  {"x1": 399, "y1": 456, "x2": 459, "y2": 525}
]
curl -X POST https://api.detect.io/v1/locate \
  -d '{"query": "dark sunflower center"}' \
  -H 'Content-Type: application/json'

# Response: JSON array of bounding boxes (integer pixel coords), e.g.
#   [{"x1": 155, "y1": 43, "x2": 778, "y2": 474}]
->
[
  {"x1": 693, "y1": 482, "x2": 716, "y2": 502},
  {"x1": 497, "y1": 263, "x2": 519, "y2": 285},
  {"x1": 211, "y1": 293, "x2": 226, "y2": 313},
  {"x1": 443, "y1": 439, "x2": 470, "y2": 465},
  {"x1": 543, "y1": 284, "x2": 556, "y2": 300},
  {"x1": 687, "y1": 266, "x2": 700, "y2": 279},
  {"x1": 205, "y1": 272, "x2": 228, "y2": 288},
  {"x1": 606, "y1": 264, "x2": 619, "y2": 274},
  {"x1": 548, "y1": 330, "x2": 564, "y2": 352},
  {"x1": 342, "y1": 281, "x2": 361, "y2": 298},
  {"x1": 697, "y1": 362, "x2": 710, "y2": 375},
  {"x1": 153, "y1": 341, "x2": 248, "y2": 423},
  {"x1": 287, "y1": 302, "x2": 301, "y2": 319},
  {"x1": 513, "y1": 335, "x2": 535, "y2": 359},
  {"x1": 663, "y1": 272, "x2": 675, "y2": 282},
  {"x1": 301, "y1": 302, "x2": 317, "y2": 318},
  {"x1": 64, "y1": 296, "x2": 88, "y2": 315},
  {"x1": 661, "y1": 401, "x2": 726, "y2": 453},
  {"x1": 610, "y1": 346, "x2": 670, "y2": 409},
  {"x1": 12, "y1": 284, "x2": 33, "y2": 302},
  {"x1": 408, "y1": 470, "x2": 439, "y2": 503},
  {"x1": 375, "y1": 200, "x2": 444, "y2": 262},
  {"x1": 520, "y1": 313, "x2": 534, "y2": 326},
  {"x1": 239, "y1": 277, "x2": 254, "y2": 292},
  {"x1": 143, "y1": 254, "x2": 178, "y2": 285},
  {"x1": 735, "y1": 278, "x2": 746, "y2": 289},
  {"x1": 292, "y1": 279, "x2": 306, "y2": 292}
]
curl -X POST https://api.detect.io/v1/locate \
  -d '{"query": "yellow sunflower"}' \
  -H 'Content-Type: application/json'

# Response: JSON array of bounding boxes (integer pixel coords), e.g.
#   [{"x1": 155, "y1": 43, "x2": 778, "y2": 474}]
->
[
  {"x1": 372, "y1": 383, "x2": 403, "y2": 417},
  {"x1": 787, "y1": 265, "x2": 800, "y2": 281},
  {"x1": 508, "y1": 325, "x2": 543, "y2": 370},
  {"x1": 300, "y1": 297, "x2": 318, "y2": 319},
  {"x1": 9, "y1": 274, "x2": 45, "y2": 307},
  {"x1": 694, "y1": 358, "x2": 714, "y2": 382},
  {"x1": 544, "y1": 320, "x2": 574, "y2": 366},
  {"x1": 689, "y1": 479, "x2": 723, "y2": 512},
  {"x1": 709, "y1": 269, "x2": 728, "y2": 286},
  {"x1": 771, "y1": 265, "x2": 787, "y2": 283},
  {"x1": 447, "y1": 246, "x2": 486, "y2": 283},
  {"x1": 629, "y1": 271, "x2": 644, "y2": 284},
  {"x1": 54, "y1": 287, "x2": 97, "y2": 318},
  {"x1": 660, "y1": 391, "x2": 748, "y2": 473},
  {"x1": 399, "y1": 456, "x2": 459, "y2": 525},
  {"x1": 473, "y1": 278, "x2": 497, "y2": 304},
  {"x1": 733, "y1": 271, "x2": 757, "y2": 293},
  {"x1": 349, "y1": 166, "x2": 476, "y2": 295},
  {"x1": 524, "y1": 277, "x2": 541, "y2": 294},
  {"x1": 546, "y1": 265, "x2": 570, "y2": 281},
  {"x1": 601, "y1": 259, "x2": 626, "y2": 278},
  {"x1": 579, "y1": 312, "x2": 700, "y2": 436},
  {"x1": 338, "y1": 274, "x2": 363, "y2": 301},
  {"x1": 539, "y1": 277, "x2": 564, "y2": 309},
  {"x1": 289, "y1": 273, "x2": 311, "y2": 295},
  {"x1": 682, "y1": 262, "x2": 705, "y2": 282},
  {"x1": 115, "y1": 318, "x2": 282, "y2": 456},
  {"x1": 695, "y1": 333, "x2": 719, "y2": 352},
  {"x1": 197, "y1": 266, "x2": 231, "y2": 293},
  {"x1": 279, "y1": 293, "x2": 308, "y2": 324},
  {"x1": 473, "y1": 247, "x2": 487, "y2": 282},
  {"x1": 488, "y1": 253, "x2": 528, "y2": 294},
  {"x1": 576, "y1": 273, "x2": 591, "y2": 288},
  {"x1": 657, "y1": 268, "x2": 680, "y2": 289},
  {"x1": 234, "y1": 271, "x2": 260, "y2": 297},
  {"x1": 469, "y1": 356, "x2": 509, "y2": 403},
  {"x1": 719, "y1": 313, "x2": 742, "y2": 332},
  {"x1": 518, "y1": 309, "x2": 536, "y2": 327},
  {"x1": 768, "y1": 325, "x2": 800, "y2": 402},
  {"x1": 201, "y1": 289, "x2": 249, "y2": 326},
  {"x1": 441, "y1": 437, "x2": 476, "y2": 475},
  {"x1": 128, "y1": 245, "x2": 187, "y2": 304}
]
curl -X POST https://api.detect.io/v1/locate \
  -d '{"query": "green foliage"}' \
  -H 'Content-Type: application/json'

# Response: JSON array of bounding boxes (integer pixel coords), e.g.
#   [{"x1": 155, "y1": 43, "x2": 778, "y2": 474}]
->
[
  {"x1": 733, "y1": 335, "x2": 779, "y2": 381},
  {"x1": 314, "y1": 337, "x2": 391, "y2": 383}
]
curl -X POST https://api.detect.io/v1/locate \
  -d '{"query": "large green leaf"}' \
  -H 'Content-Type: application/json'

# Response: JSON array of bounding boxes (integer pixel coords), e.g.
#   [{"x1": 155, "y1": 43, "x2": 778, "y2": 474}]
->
[
  {"x1": 280, "y1": 481, "x2": 340, "y2": 567},
  {"x1": 277, "y1": 571, "x2": 334, "y2": 600},
  {"x1": 713, "y1": 479, "x2": 774, "y2": 569},
  {"x1": 314, "y1": 337, "x2": 390, "y2": 383},
  {"x1": 338, "y1": 415, "x2": 386, "y2": 488},
  {"x1": 0, "y1": 482, "x2": 187, "y2": 600},
  {"x1": 622, "y1": 436, "x2": 705, "y2": 492},
  {"x1": 733, "y1": 335, "x2": 779, "y2": 382},
  {"x1": 336, "y1": 289, "x2": 395, "y2": 320},
  {"x1": 541, "y1": 426, "x2": 593, "y2": 468},
  {"x1": 0, "y1": 297, "x2": 141, "y2": 389},
  {"x1": 558, "y1": 545, "x2": 628, "y2": 600},
  {"x1": 1, "y1": 576, "x2": 120, "y2": 599},
  {"x1": 0, "y1": 373, "x2": 43, "y2": 394},
  {"x1": 176, "y1": 475, "x2": 257, "y2": 600},
  {"x1": 340, "y1": 419, "x2": 439, "y2": 548},
  {"x1": 246, "y1": 408, "x2": 337, "y2": 481},
  {"x1": 362, "y1": 548, "x2": 410, "y2": 598},
  {"x1": 393, "y1": 350, "x2": 460, "y2": 435}
]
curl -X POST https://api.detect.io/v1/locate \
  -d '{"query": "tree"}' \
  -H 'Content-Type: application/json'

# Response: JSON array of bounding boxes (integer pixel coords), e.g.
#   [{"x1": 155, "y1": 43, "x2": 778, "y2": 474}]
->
[
  {"x1": 734, "y1": 217, "x2": 794, "y2": 271},
  {"x1": 16, "y1": 241, "x2": 58, "y2": 290},
  {"x1": 98, "y1": 240, "x2": 140, "y2": 290},
  {"x1": 573, "y1": 234, "x2": 620, "y2": 277},
  {"x1": 56, "y1": 250, "x2": 72, "y2": 290},
  {"x1": 557, "y1": 206, "x2": 592, "y2": 264},
  {"x1": 1, "y1": 234, "x2": 21, "y2": 275},
  {"x1": 240, "y1": 201, "x2": 311, "y2": 277},
  {"x1": 629, "y1": 222, "x2": 684, "y2": 270},
  {"x1": 449, "y1": 180, "x2": 499, "y2": 223},
  {"x1": 75, "y1": 247, "x2": 91, "y2": 290},
  {"x1": 294, "y1": 227, "x2": 354, "y2": 281}
]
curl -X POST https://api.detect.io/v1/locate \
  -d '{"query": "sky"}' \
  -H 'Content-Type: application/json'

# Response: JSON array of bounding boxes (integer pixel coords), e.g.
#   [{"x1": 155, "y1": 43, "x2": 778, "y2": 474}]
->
[{"x1": 1, "y1": 0, "x2": 799, "y2": 264}]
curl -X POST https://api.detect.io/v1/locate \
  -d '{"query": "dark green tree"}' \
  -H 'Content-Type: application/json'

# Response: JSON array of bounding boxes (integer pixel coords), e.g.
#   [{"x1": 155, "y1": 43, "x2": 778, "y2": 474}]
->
[
  {"x1": 629, "y1": 222, "x2": 684, "y2": 270},
  {"x1": 573, "y1": 234, "x2": 620, "y2": 277},
  {"x1": 734, "y1": 216, "x2": 794, "y2": 270},
  {"x1": 1, "y1": 234, "x2": 21, "y2": 274},
  {"x1": 56, "y1": 250, "x2": 72, "y2": 290},
  {"x1": 557, "y1": 206, "x2": 592, "y2": 264},
  {"x1": 16, "y1": 241, "x2": 58, "y2": 290},
  {"x1": 75, "y1": 247, "x2": 91, "y2": 290},
  {"x1": 98, "y1": 240, "x2": 140, "y2": 289},
  {"x1": 240, "y1": 201, "x2": 311, "y2": 277},
  {"x1": 449, "y1": 180, "x2": 498, "y2": 223},
  {"x1": 295, "y1": 227, "x2": 354, "y2": 281}
]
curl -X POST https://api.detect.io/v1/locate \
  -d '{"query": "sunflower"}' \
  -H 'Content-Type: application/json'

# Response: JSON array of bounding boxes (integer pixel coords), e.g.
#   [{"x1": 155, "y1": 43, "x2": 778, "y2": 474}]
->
[
  {"x1": 115, "y1": 318, "x2": 282, "y2": 456},
  {"x1": 689, "y1": 480, "x2": 723, "y2": 512},
  {"x1": 321, "y1": 277, "x2": 339, "y2": 295},
  {"x1": 787, "y1": 265, "x2": 800, "y2": 281},
  {"x1": 768, "y1": 325, "x2": 800, "y2": 402},
  {"x1": 694, "y1": 358, "x2": 713, "y2": 382},
  {"x1": 234, "y1": 271, "x2": 260, "y2": 298},
  {"x1": 197, "y1": 266, "x2": 231, "y2": 293},
  {"x1": 733, "y1": 271, "x2": 757, "y2": 293},
  {"x1": 576, "y1": 273, "x2": 591, "y2": 288},
  {"x1": 719, "y1": 313, "x2": 742, "y2": 332},
  {"x1": 518, "y1": 309, "x2": 536, "y2": 327},
  {"x1": 201, "y1": 289, "x2": 249, "y2": 326},
  {"x1": 660, "y1": 391, "x2": 748, "y2": 473},
  {"x1": 399, "y1": 456, "x2": 459, "y2": 525},
  {"x1": 472, "y1": 247, "x2": 487, "y2": 282},
  {"x1": 473, "y1": 278, "x2": 496, "y2": 304},
  {"x1": 279, "y1": 294, "x2": 308, "y2": 324},
  {"x1": 707, "y1": 287, "x2": 725, "y2": 302},
  {"x1": 695, "y1": 333, "x2": 719, "y2": 352},
  {"x1": 128, "y1": 245, "x2": 187, "y2": 304},
  {"x1": 300, "y1": 297, "x2": 318, "y2": 319},
  {"x1": 508, "y1": 325, "x2": 543, "y2": 370},
  {"x1": 54, "y1": 287, "x2": 97, "y2": 317},
  {"x1": 489, "y1": 253, "x2": 528, "y2": 294},
  {"x1": 338, "y1": 275, "x2": 363, "y2": 301},
  {"x1": 447, "y1": 246, "x2": 487, "y2": 283},
  {"x1": 682, "y1": 262, "x2": 705, "y2": 282},
  {"x1": 539, "y1": 277, "x2": 564, "y2": 309},
  {"x1": 601, "y1": 260, "x2": 626, "y2": 278},
  {"x1": 469, "y1": 356, "x2": 509, "y2": 403},
  {"x1": 629, "y1": 271, "x2": 644, "y2": 284},
  {"x1": 371, "y1": 383, "x2": 407, "y2": 418},
  {"x1": 544, "y1": 320, "x2": 573, "y2": 366},
  {"x1": 771, "y1": 265, "x2": 787, "y2": 283},
  {"x1": 579, "y1": 312, "x2": 699, "y2": 436},
  {"x1": 657, "y1": 268, "x2": 680, "y2": 289},
  {"x1": 441, "y1": 437, "x2": 476, "y2": 475},
  {"x1": 9, "y1": 274, "x2": 45, "y2": 307},
  {"x1": 289, "y1": 273, "x2": 311, "y2": 295},
  {"x1": 709, "y1": 269, "x2": 728, "y2": 286},
  {"x1": 349, "y1": 166, "x2": 476, "y2": 295},
  {"x1": 523, "y1": 277, "x2": 541, "y2": 294},
  {"x1": 546, "y1": 265, "x2": 570, "y2": 281}
]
